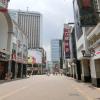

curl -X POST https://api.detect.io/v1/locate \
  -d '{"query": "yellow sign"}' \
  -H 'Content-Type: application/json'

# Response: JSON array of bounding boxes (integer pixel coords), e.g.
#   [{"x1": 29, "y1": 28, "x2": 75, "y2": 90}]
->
[{"x1": 28, "y1": 56, "x2": 36, "y2": 64}]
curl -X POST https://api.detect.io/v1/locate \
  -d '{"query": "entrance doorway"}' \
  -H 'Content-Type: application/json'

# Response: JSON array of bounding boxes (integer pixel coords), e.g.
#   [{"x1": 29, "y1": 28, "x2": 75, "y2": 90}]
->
[
  {"x1": 17, "y1": 63, "x2": 22, "y2": 78},
  {"x1": 11, "y1": 61, "x2": 16, "y2": 79},
  {"x1": 76, "y1": 60, "x2": 82, "y2": 80},
  {"x1": 0, "y1": 61, "x2": 8, "y2": 80}
]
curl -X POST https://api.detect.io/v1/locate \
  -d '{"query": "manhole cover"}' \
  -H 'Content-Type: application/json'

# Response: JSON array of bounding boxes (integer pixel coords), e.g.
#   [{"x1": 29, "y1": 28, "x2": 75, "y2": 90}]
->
[
  {"x1": 69, "y1": 93, "x2": 80, "y2": 96},
  {"x1": 96, "y1": 98, "x2": 100, "y2": 100}
]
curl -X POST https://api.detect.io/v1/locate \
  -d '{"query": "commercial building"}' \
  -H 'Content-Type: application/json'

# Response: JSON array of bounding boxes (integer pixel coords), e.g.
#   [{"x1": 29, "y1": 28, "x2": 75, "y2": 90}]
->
[
  {"x1": 51, "y1": 39, "x2": 62, "y2": 68},
  {"x1": 67, "y1": 27, "x2": 77, "y2": 78},
  {"x1": 0, "y1": 0, "x2": 11, "y2": 80},
  {"x1": 9, "y1": 10, "x2": 42, "y2": 49},
  {"x1": 10, "y1": 20, "x2": 28, "y2": 79},
  {"x1": 27, "y1": 48, "x2": 46, "y2": 75},
  {"x1": 73, "y1": 0, "x2": 100, "y2": 87},
  {"x1": 0, "y1": 1, "x2": 28, "y2": 80}
]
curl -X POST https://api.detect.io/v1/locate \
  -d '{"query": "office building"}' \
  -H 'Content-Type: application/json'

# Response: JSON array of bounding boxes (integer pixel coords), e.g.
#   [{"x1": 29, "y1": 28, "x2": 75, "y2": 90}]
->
[
  {"x1": 51, "y1": 39, "x2": 62, "y2": 67},
  {"x1": 9, "y1": 10, "x2": 42, "y2": 48},
  {"x1": 73, "y1": 0, "x2": 100, "y2": 87}
]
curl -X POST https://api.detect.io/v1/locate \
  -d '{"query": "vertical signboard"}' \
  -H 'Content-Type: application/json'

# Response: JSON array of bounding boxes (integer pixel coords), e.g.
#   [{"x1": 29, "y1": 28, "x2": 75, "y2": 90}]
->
[
  {"x1": 0, "y1": 0, "x2": 9, "y2": 13},
  {"x1": 77, "y1": 0, "x2": 98, "y2": 27},
  {"x1": 64, "y1": 26, "x2": 70, "y2": 59}
]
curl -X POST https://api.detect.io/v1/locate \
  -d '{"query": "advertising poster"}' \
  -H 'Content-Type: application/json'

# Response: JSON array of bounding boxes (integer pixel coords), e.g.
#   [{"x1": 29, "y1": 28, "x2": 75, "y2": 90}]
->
[
  {"x1": 64, "y1": 26, "x2": 71, "y2": 59},
  {"x1": 77, "y1": 0, "x2": 98, "y2": 26}
]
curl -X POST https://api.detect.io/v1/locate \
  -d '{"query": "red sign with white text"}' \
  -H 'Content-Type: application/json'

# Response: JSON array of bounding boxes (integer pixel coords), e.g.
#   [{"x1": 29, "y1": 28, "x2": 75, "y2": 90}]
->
[{"x1": 64, "y1": 28, "x2": 70, "y2": 59}]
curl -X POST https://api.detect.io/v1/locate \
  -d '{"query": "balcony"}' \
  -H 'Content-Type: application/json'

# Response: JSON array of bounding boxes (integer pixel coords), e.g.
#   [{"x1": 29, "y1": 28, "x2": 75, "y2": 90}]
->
[
  {"x1": 87, "y1": 23, "x2": 100, "y2": 40},
  {"x1": 89, "y1": 39, "x2": 100, "y2": 49}
]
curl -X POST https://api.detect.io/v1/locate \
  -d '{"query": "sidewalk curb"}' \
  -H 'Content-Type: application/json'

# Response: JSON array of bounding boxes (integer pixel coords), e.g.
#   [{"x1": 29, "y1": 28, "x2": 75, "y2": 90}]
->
[{"x1": 0, "y1": 77, "x2": 29, "y2": 84}]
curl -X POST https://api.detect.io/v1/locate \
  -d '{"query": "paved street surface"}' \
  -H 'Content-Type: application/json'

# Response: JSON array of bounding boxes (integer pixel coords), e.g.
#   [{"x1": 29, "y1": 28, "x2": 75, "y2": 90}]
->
[{"x1": 0, "y1": 75, "x2": 100, "y2": 100}]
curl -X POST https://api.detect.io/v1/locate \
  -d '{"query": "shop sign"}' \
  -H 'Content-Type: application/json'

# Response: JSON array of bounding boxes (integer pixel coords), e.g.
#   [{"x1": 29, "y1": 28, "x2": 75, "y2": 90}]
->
[
  {"x1": 64, "y1": 28, "x2": 70, "y2": 59},
  {"x1": 0, "y1": 8, "x2": 7, "y2": 13},
  {"x1": 95, "y1": 51, "x2": 100, "y2": 55},
  {"x1": 77, "y1": 0, "x2": 99, "y2": 27}
]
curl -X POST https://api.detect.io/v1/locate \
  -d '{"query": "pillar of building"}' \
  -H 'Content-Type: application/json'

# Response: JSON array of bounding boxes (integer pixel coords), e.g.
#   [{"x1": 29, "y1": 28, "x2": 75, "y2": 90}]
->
[
  {"x1": 81, "y1": 59, "x2": 91, "y2": 82},
  {"x1": 91, "y1": 59, "x2": 100, "y2": 87},
  {"x1": 14, "y1": 63, "x2": 18, "y2": 79},
  {"x1": 70, "y1": 65, "x2": 73, "y2": 77},
  {"x1": 21, "y1": 64, "x2": 23, "y2": 78},
  {"x1": 72, "y1": 63, "x2": 76, "y2": 78}
]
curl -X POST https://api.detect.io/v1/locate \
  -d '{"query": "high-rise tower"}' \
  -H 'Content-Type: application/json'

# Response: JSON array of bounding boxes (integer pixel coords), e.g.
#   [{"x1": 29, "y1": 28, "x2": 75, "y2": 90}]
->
[{"x1": 9, "y1": 10, "x2": 42, "y2": 48}]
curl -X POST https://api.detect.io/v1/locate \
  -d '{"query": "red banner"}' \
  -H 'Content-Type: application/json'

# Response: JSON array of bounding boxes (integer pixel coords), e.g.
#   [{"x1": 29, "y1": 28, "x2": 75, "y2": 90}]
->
[
  {"x1": 0, "y1": 8, "x2": 8, "y2": 13},
  {"x1": 64, "y1": 28, "x2": 70, "y2": 59}
]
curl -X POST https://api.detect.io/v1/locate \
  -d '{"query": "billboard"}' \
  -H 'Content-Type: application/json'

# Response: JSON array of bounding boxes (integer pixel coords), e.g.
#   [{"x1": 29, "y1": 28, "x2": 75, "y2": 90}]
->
[
  {"x1": 76, "y1": 0, "x2": 98, "y2": 27},
  {"x1": 63, "y1": 25, "x2": 71, "y2": 59},
  {"x1": 73, "y1": 0, "x2": 83, "y2": 40},
  {"x1": 0, "y1": 0, "x2": 9, "y2": 8}
]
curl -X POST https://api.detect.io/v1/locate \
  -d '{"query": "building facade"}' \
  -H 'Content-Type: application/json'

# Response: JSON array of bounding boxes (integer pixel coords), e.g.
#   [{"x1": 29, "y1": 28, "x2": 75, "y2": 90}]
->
[
  {"x1": 9, "y1": 10, "x2": 42, "y2": 49},
  {"x1": 0, "y1": 0, "x2": 11, "y2": 80},
  {"x1": 73, "y1": 0, "x2": 100, "y2": 87},
  {"x1": 0, "y1": 1, "x2": 28, "y2": 80},
  {"x1": 10, "y1": 20, "x2": 28, "y2": 79},
  {"x1": 27, "y1": 48, "x2": 46, "y2": 75}
]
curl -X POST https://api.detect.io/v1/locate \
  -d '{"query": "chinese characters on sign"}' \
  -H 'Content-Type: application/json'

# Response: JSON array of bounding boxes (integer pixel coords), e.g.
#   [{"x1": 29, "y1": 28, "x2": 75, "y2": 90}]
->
[{"x1": 64, "y1": 28, "x2": 70, "y2": 59}]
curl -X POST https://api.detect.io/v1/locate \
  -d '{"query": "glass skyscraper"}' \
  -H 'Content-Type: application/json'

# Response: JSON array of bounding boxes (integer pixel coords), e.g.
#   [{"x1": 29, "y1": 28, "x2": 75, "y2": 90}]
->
[{"x1": 51, "y1": 39, "x2": 62, "y2": 66}]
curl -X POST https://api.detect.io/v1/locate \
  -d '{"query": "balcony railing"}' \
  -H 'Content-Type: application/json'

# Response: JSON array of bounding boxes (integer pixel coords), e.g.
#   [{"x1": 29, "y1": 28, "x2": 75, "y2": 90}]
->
[{"x1": 89, "y1": 39, "x2": 100, "y2": 49}]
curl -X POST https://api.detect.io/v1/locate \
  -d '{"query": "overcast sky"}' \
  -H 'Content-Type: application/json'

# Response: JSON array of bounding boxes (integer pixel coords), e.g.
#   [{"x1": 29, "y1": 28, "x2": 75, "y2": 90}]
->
[{"x1": 8, "y1": 0, "x2": 74, "y2": 61}]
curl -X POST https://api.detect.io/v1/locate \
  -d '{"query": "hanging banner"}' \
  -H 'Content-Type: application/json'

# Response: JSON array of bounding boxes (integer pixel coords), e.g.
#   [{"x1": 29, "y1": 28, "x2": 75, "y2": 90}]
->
[
  {"x1": 77, "y1": 0, "x2": 99, "y2": 27},
  {"x1": 64, "y1": 27, "x2": 70, "y2": 59}
]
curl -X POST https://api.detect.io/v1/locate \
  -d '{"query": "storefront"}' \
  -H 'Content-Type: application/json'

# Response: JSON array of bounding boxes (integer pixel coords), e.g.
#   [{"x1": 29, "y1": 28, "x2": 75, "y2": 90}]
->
[
  {"x1": 0, "y1": 51, "x2": 10, "y2": 80},
  {"x1": 17, "y1": 63, "x2": 22, "y2": 78}
]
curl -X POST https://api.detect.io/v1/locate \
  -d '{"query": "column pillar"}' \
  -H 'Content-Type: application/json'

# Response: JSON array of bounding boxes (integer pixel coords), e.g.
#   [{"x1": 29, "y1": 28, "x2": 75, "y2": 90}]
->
[
  {"x1": 81, "y1": 59, "x2": 91, "y2": 82},
  {"x1": 91, "y1": 59, "x2": 100, "y2": 87}
]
